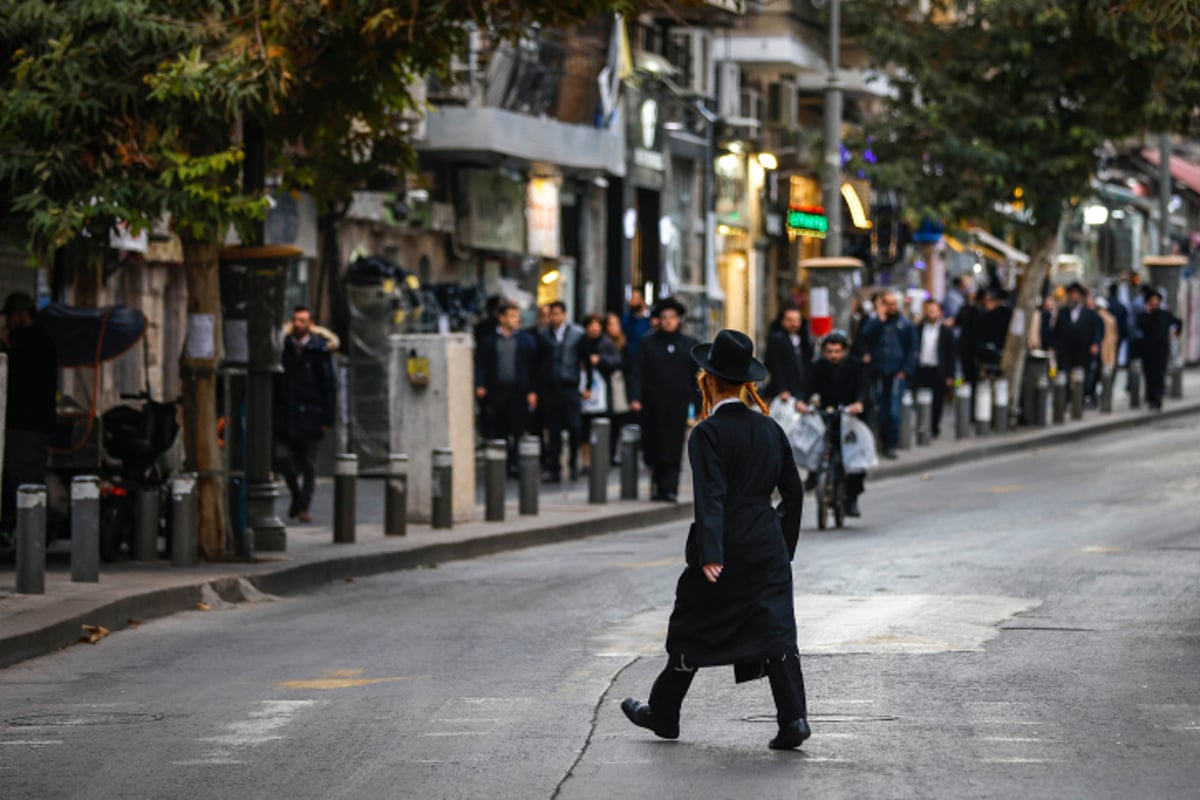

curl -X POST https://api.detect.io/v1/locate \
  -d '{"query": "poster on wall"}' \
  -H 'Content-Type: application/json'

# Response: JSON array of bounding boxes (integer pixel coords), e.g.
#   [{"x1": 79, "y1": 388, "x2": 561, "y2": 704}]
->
[
  {"x1": 463, "y1": 170, "x2": 525, "y2": 253},
  {"x1": 526, "y1": 179, "x2": 561, "y2": 258}
]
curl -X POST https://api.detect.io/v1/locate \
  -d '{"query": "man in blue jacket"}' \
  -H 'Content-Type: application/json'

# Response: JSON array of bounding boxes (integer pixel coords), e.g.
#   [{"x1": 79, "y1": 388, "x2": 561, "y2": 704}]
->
[
  {"x1": 856, "y1": 291, "x2": 915, "y2": 458},
  {"x1": 475, "y1": 302, "x2": 539, "y2": 477}
]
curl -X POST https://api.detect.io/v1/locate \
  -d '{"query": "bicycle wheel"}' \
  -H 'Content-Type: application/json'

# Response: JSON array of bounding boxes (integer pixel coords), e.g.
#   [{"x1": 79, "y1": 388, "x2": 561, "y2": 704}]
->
[
  {"x1": 833, "y1": 467, "x2": 846, "y2": 529},
  {"x1": 815, "y1": 469, "x2": 830, "y2": 530}
]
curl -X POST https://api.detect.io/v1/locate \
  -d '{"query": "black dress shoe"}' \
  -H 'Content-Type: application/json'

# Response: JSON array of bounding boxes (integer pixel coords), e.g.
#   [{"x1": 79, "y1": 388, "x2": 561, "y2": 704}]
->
[
  {"x1": 882, "y1": 449, "x2": 899, "y2": 460},
  {"x1": 663, "y1": 492, "x2": 678, "y2": 503},
  {"x1": 768, "y1": 718, "x2": 811, "y2": 750},
  {"x1": 620, "y1": 698, "x2": 679, "y2": 739},
  {"x1": 845, "y1": 499, "x2": 861, "y2": 517}
]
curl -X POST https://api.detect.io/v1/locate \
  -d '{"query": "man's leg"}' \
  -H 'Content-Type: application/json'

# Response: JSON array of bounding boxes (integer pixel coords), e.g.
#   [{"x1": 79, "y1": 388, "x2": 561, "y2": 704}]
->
[
  {"x1": 564, "y1": 391, "x2": 582, "y2": 481},
  {"x1": 646, "y1": 658, "x2": 697, "y2": 731},
  {"x1": 297, "y1": 437, "x2": 318, "y2": 515},
  {"x1": 274, "y1": 437, "x2": 302, "y2": 517},
  {"x1": 543, "y1": 392, "x2": 565, "y2": 480},
  {"x1": 877, "y1": 375, "x2": 899, "y2": 451},
  {"x1": 765, "y1": 653, "x2": 809, "y2": 725}
]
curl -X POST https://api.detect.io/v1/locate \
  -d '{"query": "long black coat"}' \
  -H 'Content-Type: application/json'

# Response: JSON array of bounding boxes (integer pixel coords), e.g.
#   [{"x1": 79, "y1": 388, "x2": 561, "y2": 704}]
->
[
  {"x1": 762, "y1": 328, "x2": 812, "y2": 400},
  {"x1": 666, "y1": 402, "x2": 805, "y2": 669},
  {"x1": 628, "y1": 329, "x2": 699, "y2": 468},
  {"x1": 274, "y1": 334, "x2": 336, "y2": 440},
  {"x1": 1052, "y1": 307, "x2": 1102, "y2": 371},
  {"x1": 1136, "y1": 308, "x2": 1182, "y2": 371}
]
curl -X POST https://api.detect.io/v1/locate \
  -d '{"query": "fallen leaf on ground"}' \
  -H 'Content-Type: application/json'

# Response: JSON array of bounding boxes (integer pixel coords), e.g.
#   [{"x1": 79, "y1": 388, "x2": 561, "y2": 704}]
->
[
  {"x1": 127, "y1": 619, "x2": 142, "y2": 627},
  {"x1": 921, "y1": 473, "x2": 932, "y2": 481},
  {"x1": 345, "y1": 577, "x2": 354, "y2": 583},
  {"x1": 195, "y1": 602, "x2": 211, "y2": 611},
  {"x1": 79, "y1": 625, "x2": 110, "y2": 644}
]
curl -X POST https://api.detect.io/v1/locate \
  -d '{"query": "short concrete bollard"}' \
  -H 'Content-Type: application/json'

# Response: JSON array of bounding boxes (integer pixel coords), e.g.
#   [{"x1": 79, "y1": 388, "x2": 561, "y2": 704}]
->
[
  {"x1": 1034, "y1": 375, "x2": 1051, "y2": 427},
  {"x1": 1128, "y1": 359, "x2": 1143, "y2": 409},
  {"x1": 431, "y1": 447, "x2": 453, "y2": 529},
  {"x1": 484, "y1": 439, "x2": 507, "y2": 522},
  {"x1": 169, "y1": 472, "x2": 199, "y2": 568},
  {"x1": 518, "y1": 436, "x2": 539, "y2": 516},
  {"x1": 1099, "y1": 366, "x2": 1115, "y2": 413},
  {"x1": 385, "y1": 454, "x2": 408, "y2": 536},
  {"x1": 898, "y1": 390, "x2": 915, "y2": 450},
  {"x1": 992, "y1": 378, "x2": 1010, "y2": 433},
  {"x1": 620, "y1": 425, "x2": 641, "y2": 500},
  {"x1": 954, "y1": 385, "x2": 971, "y2": 440},
  {"x1": 915, "y1": 388, "x2": 933, "y2": 446},
  {"x1": 334, "y1": 454, "x2": 358, "y2": 543},
  {"x1": 589, "y1": 419, "x2": 611, "y2": 505},
  {"x1": 1069, "y1": 367, "x2": 1086, "y2": 421},
  {"x1": 1052, "y1": 372, "x2": 1068, "y2": 424},
  {"x1": 16, "y1": 484, "x2": 47, "y2": 595},
  {"x1": 1170, "y1": 358, "x2": 1184, "y2": 400},
  {"x1": 70, "y1": 475, "x2": 101, "y2": 583},
  {"x1": 131, "y1": 487, "x2": 160, "y2": 561},
  {"x1": 974, "y1": 380, "x2": 992, "y2": 437}
]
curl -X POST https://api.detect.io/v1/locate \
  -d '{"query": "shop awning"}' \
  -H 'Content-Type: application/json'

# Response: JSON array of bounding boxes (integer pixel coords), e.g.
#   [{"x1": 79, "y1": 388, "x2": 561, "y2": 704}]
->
[
  {"x1": 965, "y1": 227, "x2": 1029, "y2": 265},
  {"x1": 1140, "y1": 149, "x2": 1200, "y2": 196}
]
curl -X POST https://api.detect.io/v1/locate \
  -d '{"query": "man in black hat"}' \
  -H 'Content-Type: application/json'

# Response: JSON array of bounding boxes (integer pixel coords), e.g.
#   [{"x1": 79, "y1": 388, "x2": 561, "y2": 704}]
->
[
  {"x1": 628, "y1": 297, "x2": 698, "y2": 502},
  {"x1": 1050, "y1": 282, "x2": 1102, "y2": 396},
  {"x1": 1, "y1": 293, "x2": 57, "y2": 536},
  {"x1": 1135, "y1": 289, "x2": 1181, "y2": 411},
  {"x1": 621, "y1": 329, "x2": 810, "y2": 750}
]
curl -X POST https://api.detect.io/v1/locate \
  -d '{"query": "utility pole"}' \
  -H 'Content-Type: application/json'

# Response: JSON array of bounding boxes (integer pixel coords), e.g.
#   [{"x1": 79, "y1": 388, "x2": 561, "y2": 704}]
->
[
  {"x1": 823, "y1": 0, "x2": 843, "y2": 259},
  {"x1": 1158, "y1": 133, "x2": 1172, "y2": 255}
]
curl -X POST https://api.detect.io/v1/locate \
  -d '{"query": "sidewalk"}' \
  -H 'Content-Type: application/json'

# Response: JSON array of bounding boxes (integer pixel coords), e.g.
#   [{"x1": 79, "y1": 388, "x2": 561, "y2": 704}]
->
[{"x1": 2, "y1": 369, "x2": 1198, "y2": 669}]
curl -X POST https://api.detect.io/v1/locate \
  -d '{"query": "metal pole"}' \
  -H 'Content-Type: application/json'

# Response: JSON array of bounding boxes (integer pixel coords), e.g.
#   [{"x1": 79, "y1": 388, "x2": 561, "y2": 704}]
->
[
  {"x1": 620, "y1": 424, "x2": 641, "y2": 500},
  {"x1": 333, "y1": 454, "x2": 358, "y2": 543},
  {"x1": 170, "y1": 472, "x2": 199, "y2": 567},
  {"x1": 131, "y1": 487, "x2": 159, "y2": 561},
  {"x1": 588, "y1": 419, "x2": 611, "y2": 504},
  {"x1": 247, "y1": 371, "x2": 286, "y2": 551},
  {"x1": 915, "y1": 388, "x2": 932, "y2": 446},
  {"x1": 518, "y1": 436, "x2": 540, "y2": 516},
  {"x1": 823, "y1": 0, "x2": 843, "y2": 258},
  {"x1": 70, "y1": 475, "x2": 100, "y2": 583},
  {"x1": 385, "y1": 453, "x2": 408, "y2": 536},
  {"x1": 898, "y1": 390, "x2": 914, "y2": 450},
  {"x1": 1099, "y1": 365, "x2": 1115, "y2": 413},
  {"x1": 1035, "y1": 375, "x2": 1051, "y2": 427},
  {"x1": 1159, "y1": 132, "x2": 1172, "y2": 255},
  {"x1": 1052, "y1": 371, "x2": 1068, "y2": 424},
  {"x1": 1069, "y1": 366, "x2": 1086, "y2": 420},
  {"x1": 1128, "y1": 359, "x2": 1143, "y2": 409},
  {"x1": 992, "y1": 378, "x2": 1010, "y2": 433},
  {"x1": 432, "y1": 447, "x2": 453, "y2": 529},
  {"x1": 16, "y1": 484, "x2": 46, "y2": 594},
  {"x1": 954, "y1": 384, "x2": 971, "y2": 440},
  {"x1": 1169, "y1": 355, "x2": 1184, "y2": 400},
  {"x1": 484, "y1": 439, "x2": 506, "y2": 522},
  {"x1": 974, "y1": 378, "x2": 993, "y2": 436}
]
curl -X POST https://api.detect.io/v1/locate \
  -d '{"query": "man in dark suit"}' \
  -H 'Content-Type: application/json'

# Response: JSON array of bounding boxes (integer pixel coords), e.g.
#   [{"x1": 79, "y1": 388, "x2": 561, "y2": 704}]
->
[
  {"x1": 1136, "y1": 288, "x2": 1182, "y2": 411},
  {"x1": 475, "y1": 302, "x2": 539, "y2": 477},
  {"x1": 621, "y1": 329, "x2": 810, "y2": 750},
  {"x1": 762, "y1": 305, "x2": 812, "y2": 404},
  {"x1": 798, "y1": 331, "x2": 869, "y2": 516},
  {"x1": 1050, "y1": 282, "x2": 1101, "y2": 384},
  {"x1": 913, "y1": 299, "x2": 957, "y2": 438},
  {"x1": 537, "y1": 301, "x2": 589, "y2": 483}
]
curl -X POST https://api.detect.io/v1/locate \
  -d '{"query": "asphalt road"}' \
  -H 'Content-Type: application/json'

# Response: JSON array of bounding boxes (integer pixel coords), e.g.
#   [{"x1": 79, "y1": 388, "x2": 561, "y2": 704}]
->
[{"x1": 2, "y1": 417, "x2": 1198, "y2": 799}]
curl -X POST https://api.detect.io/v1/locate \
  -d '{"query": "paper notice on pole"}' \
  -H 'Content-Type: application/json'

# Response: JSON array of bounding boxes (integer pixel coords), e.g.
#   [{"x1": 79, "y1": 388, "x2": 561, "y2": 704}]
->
[
  {"x1": 1008, "y1": 308, "x2": 1026, "y2": 337},
  {"x1": 810, "y1": 287, "x2": 830, "y2": 318},
  {"x1": 224, "y1": 319, "x2": 248, "y2": 364},
  {"x1": 185, "y1": 313, "x2": 216, "y2": 360}
]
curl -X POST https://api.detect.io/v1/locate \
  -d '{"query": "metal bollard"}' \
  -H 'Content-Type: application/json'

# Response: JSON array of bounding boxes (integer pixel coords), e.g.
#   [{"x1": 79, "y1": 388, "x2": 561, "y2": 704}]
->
[
  {"x1": 1128, "y1": 359, "x2": 1142, "y2": 409},
  {"x1": 70, "y1": 476, "x2": 101, "y2": 583},
  {"x1": 898, "y1": 390, "x2": 915, "y2": 450},
  {"x1": 131, "y1": 487, "x2": 160, "y2": 561},
  {"x1": 1099, "y1": 366, "x2": 1115, "y2": 413},
  {"x1": 169, "y1": 473, "x2": 199, "y2": 567},
  {"x1": 1052, "y1": 372, "x2": 1068, "y2": 424},
  {"x1": 334, "y1": 454, "x2": 358, "y2": 543},
  {"x1": 518, "y1": 436, "x2": 539, "y2": 516},
  {"x1": 385, "y1": 454, "x2": 408, "y2": 536},
  {"x1": 589, "y1": 419, "x2": 611, "y2": 504},
  {"x1": 15, "y1": 484, "x2": 46, "y2": 595},
  {"x1": 620, "y1": 425, "x2": 641, "y2": 500},
  {"x1": 974, "y1": 379, "x2": 993, "y2": 436},
  {"x1": 1069, "y1": 367, "x2": 1086, "y2": 420},
  {"x1": 915, "y1": 388, "x2": 933, "y2": 446},
  {"x1": 1170, "y1": 358, "x2": 1184, "y2": 400},
  {"x1": 954, "y1": 385, "x2": 971, "y2": 440},
  {"x1": 993, "y1": 378, "x2": 1010, "y2": 433},
  {"x1": 1034, "y1": 375, "x2": 1051, "y2": 427},
  {"x1": 432, "y1": 447, "x2": 453, "y2": 529},
  {"x1": 484, "y1": 439, "x2": 507, "y2": 522}
]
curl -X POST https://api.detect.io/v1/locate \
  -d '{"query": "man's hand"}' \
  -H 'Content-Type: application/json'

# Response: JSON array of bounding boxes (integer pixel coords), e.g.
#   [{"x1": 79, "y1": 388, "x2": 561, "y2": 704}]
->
[
  {"x1": 1090, "y1": 344, "x2": 1100, "y2": 355},
  {"x1": 582, "y1": 389, "x2": 592, "y2": 401},
  {"x1": 590, "y1": 354, "x2": 600, "y2": 365},
  {"x1": 475, "y1": 387, "x2": 487, "y2": 399},
  {"x1": 794, "y1": 399, "x2": 810, "y2": 413},
  {"x1": 846, "y1": 402, "x2": 864, "y2": 415},
  {"x1": 630, "y1": 400, "x2": 643, "y2": 412},
  {"x1": 526, "y1": 392, "x2": 538, "y2": 410},
  {"x1": 702, "y1": 563, "x2": 723, "y2": 583},
  {"x1": 945, "y1": 377, "x2": 954, "y2": 387},
  {"x1": 897, "y1": 371, "x2": 907, "y2": 381}
]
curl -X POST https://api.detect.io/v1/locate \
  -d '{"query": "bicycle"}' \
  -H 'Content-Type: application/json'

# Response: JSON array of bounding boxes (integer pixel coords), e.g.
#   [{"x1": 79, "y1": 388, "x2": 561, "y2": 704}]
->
[{"x1": 814, "y1": 407, "x2": 847, "y2": 530}]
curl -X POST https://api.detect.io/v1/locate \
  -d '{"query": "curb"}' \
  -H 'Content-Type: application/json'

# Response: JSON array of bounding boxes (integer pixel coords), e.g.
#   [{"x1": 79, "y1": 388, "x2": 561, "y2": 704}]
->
[{"x1": 0, "y1": 501, "x2": 691, "y2": 670}]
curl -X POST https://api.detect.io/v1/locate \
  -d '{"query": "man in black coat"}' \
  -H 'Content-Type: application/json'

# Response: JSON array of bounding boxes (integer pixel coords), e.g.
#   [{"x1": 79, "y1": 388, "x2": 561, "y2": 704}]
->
[
  {"x1": 913, "y1": 299, "x2": 957, "y2": 438},
  {"x1": 1136, "y1": 289, "x2": 1182, "y2": 411},
  {"x1": 1050, "y1": 282, "x2": 1102, "y2": 380},
  {"x1": 475, "y1": 302, "x2": 539, "y2": 476},
  {"x1": 621, "y1": 329, "x2": 810, "y2": 750},
  {"x1": 628, "y1": 297, "x2": 699, "y2": 502},
  {"x1": 273, "y1": 307, "x2": 336, "y2": 523},
  {"x1": 537, "y1": 301, "x2": 589, "y2": 483},
  {"x1": 976, "y1": 287, "x2": 1012, "y2": 377},
  {"x1": 762, "y1": 305, "x2": 812, "y2": 403}
]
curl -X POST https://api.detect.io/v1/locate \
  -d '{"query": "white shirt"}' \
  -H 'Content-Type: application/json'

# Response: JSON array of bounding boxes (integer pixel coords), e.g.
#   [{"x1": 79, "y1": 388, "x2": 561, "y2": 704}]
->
[
  {"x1": 1070, "y1": 305, "x2": 1082, "y2": 324},
  {"x1": 553, "y1": 323, "x2": 566, "y2": 343},
  {"x1": 788, "y1": 333, "x2": 802, "y2": 350},
  {"x1": 920, "y1": 322, "x2": 941, "y2": 366},
  {"x1": 710, "y1": 397, "x2": 743, "y2": 415}
]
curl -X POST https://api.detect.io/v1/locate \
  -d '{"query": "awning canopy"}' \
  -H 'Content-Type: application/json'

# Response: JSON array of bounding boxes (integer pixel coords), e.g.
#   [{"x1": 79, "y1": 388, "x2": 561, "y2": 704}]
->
[
  {"x1": 965, "y1": 227, "x2": 1030, "y2": 265},
  {"x1": 1140, "y1": 149, "x2": 1200, "y2": 196}
]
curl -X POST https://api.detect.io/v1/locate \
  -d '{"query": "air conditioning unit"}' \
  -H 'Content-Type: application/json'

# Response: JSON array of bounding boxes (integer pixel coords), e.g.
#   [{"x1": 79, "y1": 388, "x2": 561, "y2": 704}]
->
[
  {"x1": 739, "y1": 88, "x2": 764, "y2": 125},
  {"x1": 766, "y1": 80, "x2": 798, "y2": 128},
  {"x1": 668, "y1": 28, "x2": 715, "y2": 99},
  {"x1": 716, "y1": 62, "x2": 741, "y2": 120}
]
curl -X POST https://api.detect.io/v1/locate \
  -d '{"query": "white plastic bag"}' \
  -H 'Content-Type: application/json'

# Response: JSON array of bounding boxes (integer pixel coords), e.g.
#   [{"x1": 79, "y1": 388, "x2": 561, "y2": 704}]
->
[
  {"x1": 787, "y1": 412, "x2": 826, "y2": 472},
  {"x1": 840, "y1": 413, "x2": 879, "y2": 473},
  {"x1": 768, "y1": 396, "x2": 800, "y2": 431},
  {"x1": 580, "y1": 371, "x2": 608, "y2": 415}
]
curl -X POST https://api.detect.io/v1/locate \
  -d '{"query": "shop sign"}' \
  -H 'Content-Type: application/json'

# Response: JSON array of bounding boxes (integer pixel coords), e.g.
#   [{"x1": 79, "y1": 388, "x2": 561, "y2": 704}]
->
[
  {"x1": 526, "y1": 178, "x2": 561, "y2": 258},
  {"x1": 787, "y1": 205, "x2": 828, "y2": 239},
  {"x1": 463, "y1": 169, "x2": 525, "y2": 253}
]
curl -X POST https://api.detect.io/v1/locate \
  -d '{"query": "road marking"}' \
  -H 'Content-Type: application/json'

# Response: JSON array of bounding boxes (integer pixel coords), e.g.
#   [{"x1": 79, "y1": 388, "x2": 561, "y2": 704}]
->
[
  {"x1": 170, "y1": 758, "x2": 247, "y2": 766},
  {"x1": 192, "y1": 700, "x2": 316, "y2": 759},
  {"x1": 981, "y1": 758, "x2": 1059, "y2": 764},
  {"x1": 981, "y1": 736, "x2": 1043, "y2": 742},
  {"x1": 988, "y1": 485, "x2": 1023, "y2": 494},
  {"x1": 431, "y1": 718, "x2": 502, "y2": 724},
  {"x1": 421, "y1": 731, "x2": 490, "y2": 737},
  {"x1": 611, "y1": 557, "x2": 681, "y2": 569},
  {"x1": 1083, "y1": 546, "x2": 1123, "y2": 554},
  {"x1": 276, "y1": 669, "x2": 424, "y2": 690},
  {"x1": 0, "y1": 740, "x2": 63, "y2": 746}
]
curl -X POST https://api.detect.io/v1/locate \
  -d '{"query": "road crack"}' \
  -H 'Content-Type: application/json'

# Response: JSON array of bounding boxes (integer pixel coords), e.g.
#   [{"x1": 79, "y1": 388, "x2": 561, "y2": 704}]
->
[{"x1": 550, "y1": 657, "x2": 640, "y2": 800}]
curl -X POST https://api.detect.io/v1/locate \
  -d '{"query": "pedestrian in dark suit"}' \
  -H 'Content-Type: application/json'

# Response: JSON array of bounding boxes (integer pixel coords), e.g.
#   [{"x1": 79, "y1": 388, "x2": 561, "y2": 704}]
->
[
  {"x1": 1050, "y1": 283, "x2": 1102, "y2": 390},
  {"x1": 273, "y1": 307, "x2": 336, "y2": 523},
  {"x1": 628, "y1": 298, "x2": 699, "y2": 502},
  {"x1": 913, "y1": 299, "x2": 957, "y2": 438},
  {"x1": 1136, "y1": 289, "x2": 1182, "y2": 411},
  {"x1": 855, "y1": 291, "x2": 916, "y2": 458},
  {"x1": 762, "y1": 305, "x2": 812, "y2": 403},
  {"x1": 955, "y1": 290, "x2": 984, "y2": 416},
  {"x1": 475, "y1": 302, "x2": 539, "y2": 476},
  {"x1": 797, "y1": 331, "x2": 869, "y2": 515},
  {"x1": 537, "y1": 301, "x2": 589, "y2": 483},
  {"x1": 621, "y1": 329, "x2": 810, "y2": 750}
]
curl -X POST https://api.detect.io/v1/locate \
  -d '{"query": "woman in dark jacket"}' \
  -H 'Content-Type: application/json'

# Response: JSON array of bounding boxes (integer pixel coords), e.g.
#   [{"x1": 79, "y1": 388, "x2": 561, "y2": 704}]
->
[
  {"x1": 621, "y1": 329, "x2": 810, "y2": 750},
  {"x1": 579, "y1": 314, "x2": 621, "y2": 474}
]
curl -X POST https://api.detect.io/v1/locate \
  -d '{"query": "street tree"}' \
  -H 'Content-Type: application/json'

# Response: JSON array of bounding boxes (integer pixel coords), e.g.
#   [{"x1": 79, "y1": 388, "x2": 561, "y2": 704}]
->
[{"x1": 843, "y1": 0, "x2": 1200, "y2": 395}]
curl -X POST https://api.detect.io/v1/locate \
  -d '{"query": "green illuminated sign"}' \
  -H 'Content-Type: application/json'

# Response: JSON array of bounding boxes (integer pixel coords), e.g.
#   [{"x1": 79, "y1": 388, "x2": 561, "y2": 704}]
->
[{"x1": 787, "y1": 206, "x2": 828, "y2": 238}]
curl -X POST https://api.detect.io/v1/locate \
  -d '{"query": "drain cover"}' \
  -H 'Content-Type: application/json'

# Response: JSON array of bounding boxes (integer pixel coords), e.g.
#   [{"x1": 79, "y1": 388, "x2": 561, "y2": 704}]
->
[{"x1": 7, "y1": 712, "x2": 163, "y2": 727}]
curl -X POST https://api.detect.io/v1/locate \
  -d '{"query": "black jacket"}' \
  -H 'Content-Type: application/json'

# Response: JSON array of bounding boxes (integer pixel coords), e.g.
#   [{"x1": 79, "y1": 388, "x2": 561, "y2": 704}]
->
[
  {"x1": 666, "y1": 402, "x2": 805, "y2": 669},
  {"x1": 915, "y1": 321, "x2": 957, "y2": 382},
  {"x1": 976, "y1": 305, "x2": 1013, "y2": 373},
  {"x1": 538, "y1": 323, "x2": 588, "y2": 390},
  {"x1": 802, "y1": 356, "x2": 868, "y2": 409},
  {"x1": 274, "y1": 334, "x2": 336, "y2": 440},
  {"x1": 629, "y1": 329, "x2": 699, "y2": 467},
  {"x1": 475, "y1": 328, "x2": 539, "y2": 396},
  {"x1": 3, "y1": 321, "x2": 57, "y2": 435},
  {"x1": 763, "y1": 328, "x2": 812, "y2": 400},
  {"x1": 1052, "y1": 306, "x2": 1102, "y2": 371},
  {"x1": 1135, "y1": 309, "x2": 1182, "y2": 364}
]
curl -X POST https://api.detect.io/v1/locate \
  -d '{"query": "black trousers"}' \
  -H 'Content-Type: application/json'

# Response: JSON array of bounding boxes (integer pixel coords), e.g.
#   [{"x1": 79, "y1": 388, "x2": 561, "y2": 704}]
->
[
  {"x1": 481, "y1": 385, "x2": 528, "y2": 471},
  {"x1": 274, "y1": 435, "x2": 320, "y2": 512},
  {"x1": 543, "y1": 382, "x2": 582, "y2": 478},
  {"x1": 651, "y1": 463, "x2": 682, "y2": 498},
  {"x1": 1144, "y1": 351, "x2": 1168, "y2": 408},
  {"x1": 647, "y1": 653, "x2": 808, "y2": 728},
  {"x1": 913, "y1": 366, "x2": 947, "y2": 436}
]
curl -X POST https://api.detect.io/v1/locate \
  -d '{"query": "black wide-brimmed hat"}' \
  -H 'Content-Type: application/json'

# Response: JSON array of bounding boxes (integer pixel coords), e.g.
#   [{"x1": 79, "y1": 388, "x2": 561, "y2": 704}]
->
[
  {"x1": 691, "y1": 329, "x2": 767, "y2": 384},
  {"x1": 650, "y1": 296, "x2": 687, "y2": 319}
]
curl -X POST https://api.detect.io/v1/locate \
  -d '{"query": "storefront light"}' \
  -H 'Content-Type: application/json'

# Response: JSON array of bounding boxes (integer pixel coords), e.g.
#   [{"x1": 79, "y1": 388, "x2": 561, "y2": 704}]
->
[
  {"x1": 541, "y1": 269, "x2": 560, "y2": 285},
  {"x1": 756, "y1": 152, "x2": 778, "y2": 171},
  {"x1": 717, "y1": 153, "x2": 740, "y2": 171},
  {"x1": 1082, "y1": 205, "x2": 1109, "y2": 226},
  {"x1": 717, "y1": 224, "x2": 733, "y2": 236},
  {"x1": 840, "y1": 183, "x2": 872, "y2": 229}
]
